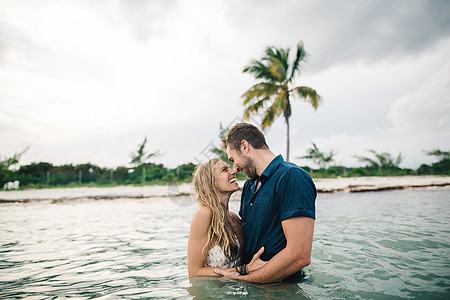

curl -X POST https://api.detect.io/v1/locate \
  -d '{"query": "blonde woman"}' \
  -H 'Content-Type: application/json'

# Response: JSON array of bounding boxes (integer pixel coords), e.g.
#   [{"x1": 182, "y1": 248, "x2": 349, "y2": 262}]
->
[{"x1": 187, "y1": 158, "x2": 265, "y2": 277}]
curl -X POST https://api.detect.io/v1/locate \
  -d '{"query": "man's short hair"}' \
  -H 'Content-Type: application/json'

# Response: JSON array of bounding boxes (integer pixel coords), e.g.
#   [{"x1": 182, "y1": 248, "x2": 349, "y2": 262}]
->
[{"x1": 221, "y1": 123, "x2": 268, "y2": 151}]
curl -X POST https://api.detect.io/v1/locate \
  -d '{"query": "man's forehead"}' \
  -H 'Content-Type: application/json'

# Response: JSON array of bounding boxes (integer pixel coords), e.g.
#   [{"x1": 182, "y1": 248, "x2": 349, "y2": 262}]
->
[
  {"x1": 226, "y1": 145, "x2": 231, "y2": 154},
  {"x1": 225, "y1": 146, "x2": 234, "y2": 159}
]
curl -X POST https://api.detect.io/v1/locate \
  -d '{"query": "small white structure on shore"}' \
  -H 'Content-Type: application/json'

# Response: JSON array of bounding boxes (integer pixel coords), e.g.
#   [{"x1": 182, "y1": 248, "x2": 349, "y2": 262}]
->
[{"x1": 3, "y1": 180, "x2": 20, "y2": 190}]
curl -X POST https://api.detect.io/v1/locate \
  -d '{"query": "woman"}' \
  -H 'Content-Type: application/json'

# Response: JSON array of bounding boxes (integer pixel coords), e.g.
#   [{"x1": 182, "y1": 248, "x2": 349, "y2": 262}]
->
[{"x1": 187, "y1": 158, "x2": 265, "y2": 277}]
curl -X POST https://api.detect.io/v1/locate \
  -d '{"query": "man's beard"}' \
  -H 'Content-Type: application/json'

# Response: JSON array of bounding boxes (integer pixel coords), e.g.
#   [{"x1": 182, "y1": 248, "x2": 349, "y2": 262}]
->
[{"x1": 242, "y1": 156, "x2": 258, "y2": 179}]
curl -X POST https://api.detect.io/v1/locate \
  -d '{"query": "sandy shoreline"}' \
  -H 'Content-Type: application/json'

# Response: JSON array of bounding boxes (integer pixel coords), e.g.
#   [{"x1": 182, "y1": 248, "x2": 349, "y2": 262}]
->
[
  {"x1": 0, "y1": 176, "x2": 449, "y2": 203},
  {"x1": 313, "y1": 175, "x2": 450, "y2": 193}
]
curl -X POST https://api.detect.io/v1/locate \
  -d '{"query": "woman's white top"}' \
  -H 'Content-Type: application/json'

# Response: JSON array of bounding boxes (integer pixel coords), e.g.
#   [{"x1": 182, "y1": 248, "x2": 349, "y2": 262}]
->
[{"x1": 205, "y1": 245, "x2": 241, "y2": 268}]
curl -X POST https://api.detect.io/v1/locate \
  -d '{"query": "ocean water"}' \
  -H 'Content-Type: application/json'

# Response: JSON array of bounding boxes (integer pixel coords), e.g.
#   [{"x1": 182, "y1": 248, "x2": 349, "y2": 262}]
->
[{"x1": 0, "y1": 189, "x2": 449, "y2": 299}]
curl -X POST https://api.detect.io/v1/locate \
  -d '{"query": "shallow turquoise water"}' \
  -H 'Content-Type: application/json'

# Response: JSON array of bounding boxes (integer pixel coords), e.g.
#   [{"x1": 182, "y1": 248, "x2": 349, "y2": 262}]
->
[{"x1": 0, "y1": 189, "x2": 449, "y2": 299}]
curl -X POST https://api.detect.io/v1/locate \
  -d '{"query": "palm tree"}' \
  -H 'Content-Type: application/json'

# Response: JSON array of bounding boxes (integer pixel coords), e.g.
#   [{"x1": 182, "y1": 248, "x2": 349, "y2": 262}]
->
[
  {"x1": 210, "y1": 123, "x2": 231, "y2": 164},
  {"x1": 0, "y1": 146, "x2": 29, "y2": 185},
  {"x1": 299, "y1": 142, "x2": 335, "y2": 169},
  {"x1": 354, "y1": 149, "x2": 403, "y2": 175},
  {"x1": 242, "y1": 41, "x2": 321, "y2": 161},
  {"x1": 130, "y1": 137, "x2": 160, "y2": 184},
  {"x1": 424, "y1": 148, "x2": 450, "y2": 160},
  {"x1": 129, "y1": 137, "x2": 159, "y2": 166}
]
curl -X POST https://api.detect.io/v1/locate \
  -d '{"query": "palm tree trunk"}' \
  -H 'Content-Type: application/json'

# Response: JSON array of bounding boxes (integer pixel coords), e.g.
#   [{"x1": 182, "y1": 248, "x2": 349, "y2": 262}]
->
[
  {"x1": 285, "y1": 116, "x2": 290, "y2": 161},
  {"x1": 142, "y1": 166, "x2": 146, "y2": 185}
]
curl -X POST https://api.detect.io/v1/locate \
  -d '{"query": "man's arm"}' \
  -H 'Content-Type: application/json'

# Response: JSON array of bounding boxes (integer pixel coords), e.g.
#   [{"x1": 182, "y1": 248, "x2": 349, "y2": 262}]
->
[{"x1": 215, "y1": 216, "x2": 314, "y2": 283}]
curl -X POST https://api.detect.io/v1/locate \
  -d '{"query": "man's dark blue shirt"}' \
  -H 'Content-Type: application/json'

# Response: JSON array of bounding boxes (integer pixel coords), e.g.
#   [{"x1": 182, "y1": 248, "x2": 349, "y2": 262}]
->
[{"x1": 239, "y1": 155, "x2": 316, "y2": 265}]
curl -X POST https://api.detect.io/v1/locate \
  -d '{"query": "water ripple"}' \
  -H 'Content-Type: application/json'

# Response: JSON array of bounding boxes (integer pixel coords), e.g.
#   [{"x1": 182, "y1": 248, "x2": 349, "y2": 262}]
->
[{"x1": 1, "y1": 190, "x2": 449, "y2": 299}]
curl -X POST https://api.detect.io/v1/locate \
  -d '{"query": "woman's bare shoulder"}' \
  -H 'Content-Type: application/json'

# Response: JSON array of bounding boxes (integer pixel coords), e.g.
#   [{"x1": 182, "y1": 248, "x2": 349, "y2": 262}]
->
[
  {"x1": 192, "y1": 206, "x2": 212, "y2": 225},
  {"x1": 194, "y1": 205, "x2": 212, "y2": 217}
]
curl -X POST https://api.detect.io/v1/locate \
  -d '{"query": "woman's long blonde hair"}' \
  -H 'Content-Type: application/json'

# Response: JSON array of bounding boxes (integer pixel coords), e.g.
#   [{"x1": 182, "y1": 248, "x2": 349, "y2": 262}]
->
[{"x1": 192, "y1": 158, "x2": 240, "y2": 261}]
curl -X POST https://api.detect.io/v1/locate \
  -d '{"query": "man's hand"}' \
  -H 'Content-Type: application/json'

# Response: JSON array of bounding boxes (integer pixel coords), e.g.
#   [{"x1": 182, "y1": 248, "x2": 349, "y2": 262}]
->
[
  {"x1": 214, "y1": 246, "x2": 266, "y2": 280},
  {"x1": 247, "y1": 246, "x2": 266, "y2": 272}
]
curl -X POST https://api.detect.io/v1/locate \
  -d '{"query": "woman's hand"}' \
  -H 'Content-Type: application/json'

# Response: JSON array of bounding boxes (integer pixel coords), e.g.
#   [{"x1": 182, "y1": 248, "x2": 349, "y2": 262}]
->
[{"x1": 247, "y1": 246, "x2": 267, "y2": 272}]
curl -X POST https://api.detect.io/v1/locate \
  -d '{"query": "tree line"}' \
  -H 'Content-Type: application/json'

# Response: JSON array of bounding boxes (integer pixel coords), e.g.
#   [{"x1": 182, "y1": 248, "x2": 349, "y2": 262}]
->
[
  {"x1": 0, "y1": 139, "x2": 196, "y2": 189},
  {"x1": 298, "y1": 143, "x2": 449, "y2": 178},
  {"x1": 1, "y1": 137, "x2": 448, "y2": 189}
]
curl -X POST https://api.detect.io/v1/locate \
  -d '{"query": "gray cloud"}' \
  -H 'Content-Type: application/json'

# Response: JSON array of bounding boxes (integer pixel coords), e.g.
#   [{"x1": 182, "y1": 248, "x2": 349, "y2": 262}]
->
[
  {"x1": 226, "y1": 0, "x2": 450, "y2": 71},
  {"x1": 310, "y1": 0, "x2": 450, "y2": 68}
]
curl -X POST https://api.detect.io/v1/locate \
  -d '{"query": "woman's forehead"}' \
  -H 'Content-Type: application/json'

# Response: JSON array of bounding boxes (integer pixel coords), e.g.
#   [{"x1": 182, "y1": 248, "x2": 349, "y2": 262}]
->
[{"x1": 214, "y1": 160, "x2": 227, "y2": 169}]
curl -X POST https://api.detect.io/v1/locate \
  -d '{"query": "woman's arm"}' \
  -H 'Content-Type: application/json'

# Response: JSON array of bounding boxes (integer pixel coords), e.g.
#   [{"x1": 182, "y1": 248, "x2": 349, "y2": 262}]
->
[
  {"x1": 187, "y1": 206, "x2": 230, "y2": 277},
  {"x1": 187, "y1": 206, "x2": 266, "y2": 277}
]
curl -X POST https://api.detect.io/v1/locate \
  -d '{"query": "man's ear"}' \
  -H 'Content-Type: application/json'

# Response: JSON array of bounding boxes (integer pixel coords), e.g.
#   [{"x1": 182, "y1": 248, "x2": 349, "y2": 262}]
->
[{"x1": 240, "y1": 140, "x2": 249, "y2": 154}]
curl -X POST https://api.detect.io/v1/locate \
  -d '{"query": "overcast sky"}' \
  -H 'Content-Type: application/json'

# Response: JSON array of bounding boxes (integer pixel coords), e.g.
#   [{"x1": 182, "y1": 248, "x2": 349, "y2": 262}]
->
[{"x1": 1, "y1": 0, "x2": 449, "y2": 169}]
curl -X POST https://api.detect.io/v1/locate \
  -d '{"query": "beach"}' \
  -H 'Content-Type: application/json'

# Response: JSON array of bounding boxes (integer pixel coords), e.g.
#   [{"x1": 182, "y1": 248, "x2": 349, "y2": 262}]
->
[{"x1": 1, "y1": 175, "x2": 449, "y2": 203}]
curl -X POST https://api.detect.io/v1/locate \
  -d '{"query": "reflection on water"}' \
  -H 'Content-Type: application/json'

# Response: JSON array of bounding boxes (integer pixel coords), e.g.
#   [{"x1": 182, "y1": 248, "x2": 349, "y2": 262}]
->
[
  {"x1": 187, "y1": 277, "x2": 310, "y2": 299},
  {"x1": 0, "y1": 189, "x2": 449, "y2": 299}
]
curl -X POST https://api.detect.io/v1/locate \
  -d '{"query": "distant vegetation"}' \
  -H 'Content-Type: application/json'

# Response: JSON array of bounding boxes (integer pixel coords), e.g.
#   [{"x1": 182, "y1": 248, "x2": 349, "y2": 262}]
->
[
  {"x1": 0, "y1": 140, "x2": 196, "y2": 189},
  {"x1": 417, "y1": 149, "x2": 450, "y2": 176},
  {"x1": 299, "y1": 147, "x2": 449, "y2": 178},
  {"x1": 1, "y1": 160, "x2": 196, "y2": 189},
  {"x1": 1, "y1": 140, "x2": 448, "y2": 190}
]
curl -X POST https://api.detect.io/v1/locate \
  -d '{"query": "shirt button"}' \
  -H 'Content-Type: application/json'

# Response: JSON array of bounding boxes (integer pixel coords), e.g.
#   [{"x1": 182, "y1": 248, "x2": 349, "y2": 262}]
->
[{"x1": 250, "y1": 203, "x2": 253, "y2": 206}]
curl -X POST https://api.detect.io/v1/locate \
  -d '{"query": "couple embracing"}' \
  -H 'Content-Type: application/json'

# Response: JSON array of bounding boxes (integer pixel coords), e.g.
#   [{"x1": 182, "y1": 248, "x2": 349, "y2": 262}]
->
[{"x1": 187, "y1": 123, "x2": 316, "y2": 283}]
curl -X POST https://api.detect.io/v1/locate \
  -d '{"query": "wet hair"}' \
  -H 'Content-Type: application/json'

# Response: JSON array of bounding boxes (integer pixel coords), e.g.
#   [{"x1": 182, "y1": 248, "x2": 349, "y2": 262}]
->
[
  {"x1": 221, "y1": 123, "x2": 268, "y2": 152},
  {"x1": 192, "y1": 158, "x2": 240, "y2": 261}
]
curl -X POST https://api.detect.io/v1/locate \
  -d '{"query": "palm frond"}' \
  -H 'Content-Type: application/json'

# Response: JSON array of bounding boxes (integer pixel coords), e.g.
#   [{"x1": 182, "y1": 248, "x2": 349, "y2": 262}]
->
[
  {"x1": 269, "y1": 57, "x2": 287, "y2": 82},
  {"x1": 261, "y1": 106, "x2": 276, "y2": 129},
  {"x1": 424, "y1": 149, "x2": 450, "y2": 159},
  {"x1": 0, "y1": 146, "x2": 30, "y2": 169},
  {"x1": 243, "y1": 98, "x2": 268, "y2": 120},
  {"x1": 261, "y1": 100, "x2": 284, "y2": 129},
  {"x1": 283, "y1": 48, "x2": 291, "y2": 68},
  {"x1": 369, "y1": 149, "x2": 390, "y2": 166},
  {"x1": 395, "y1": 153, "x2": 404, "y2": 166},
  {"x1": 354, "y1": 155, "x2": 378, "y2": 167},
  {"x1": 289, "y1": 41, "x2": 306, "y2": 82},
  {"x1": 275, "y1": 48, "x2": 290, "y2": 71},
  {"x1": 243, "y1": 60, "x2": 278, "y2": 82},
  {"x1": 242, "y1": 82, "x2": 280, "y2": 105},
  {"x1": 293, "y1": 86, "x2": 321, "y2": 110},
  {"x1": 264, "y1": 46, "x2": 277, "y2": 60},
  {"x1": 274, "y1": 89, "x2": 287, "y2": 111},
  {"x1": 265, "y1": 46, "x2": 289, "y2": 68}
]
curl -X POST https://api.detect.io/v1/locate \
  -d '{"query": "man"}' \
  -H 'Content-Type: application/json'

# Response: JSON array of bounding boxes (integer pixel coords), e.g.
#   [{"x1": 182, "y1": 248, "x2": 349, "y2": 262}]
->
[{"x1": 214, "y1": 123, "x2": 316, "y2": 283}]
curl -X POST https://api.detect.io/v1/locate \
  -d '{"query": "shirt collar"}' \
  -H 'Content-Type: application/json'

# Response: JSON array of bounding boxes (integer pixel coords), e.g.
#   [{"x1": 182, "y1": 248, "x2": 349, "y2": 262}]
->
[{"x1": 259, "y1": 154, "x2": 284, "y2": 183}]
